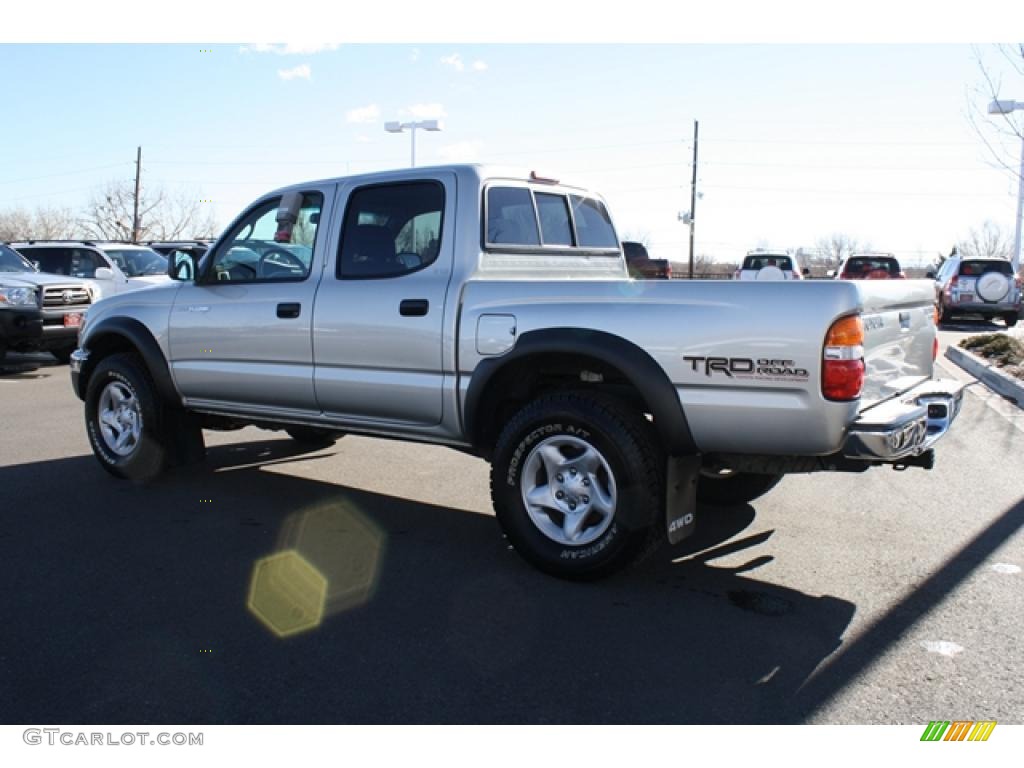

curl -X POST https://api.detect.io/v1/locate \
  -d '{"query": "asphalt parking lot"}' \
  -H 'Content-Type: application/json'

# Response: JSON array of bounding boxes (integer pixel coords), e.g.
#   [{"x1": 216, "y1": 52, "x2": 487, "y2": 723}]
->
[{"x1": 1, "y1": 328, "x2": 1022, "y2": 725}]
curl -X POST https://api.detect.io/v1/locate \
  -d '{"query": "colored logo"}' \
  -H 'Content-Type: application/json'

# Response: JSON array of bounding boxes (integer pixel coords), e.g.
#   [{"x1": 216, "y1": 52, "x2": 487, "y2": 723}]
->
[{"x1": 920, "y1": 721, "x2": 996, "y2": 742}]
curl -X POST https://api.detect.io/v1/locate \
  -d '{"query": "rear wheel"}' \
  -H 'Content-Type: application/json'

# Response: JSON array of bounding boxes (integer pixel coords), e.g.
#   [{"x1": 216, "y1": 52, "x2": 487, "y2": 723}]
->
[
  {"x1": 490, "y1": 391, "x2": 664, "y2": 580},
  {"x1": 697, "y1": 468, "x2": 784, "y2": 507}
]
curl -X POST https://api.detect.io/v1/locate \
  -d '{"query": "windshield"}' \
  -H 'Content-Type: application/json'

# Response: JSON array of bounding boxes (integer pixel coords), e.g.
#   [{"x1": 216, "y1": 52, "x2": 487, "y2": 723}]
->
[
  {"x1": 104, "y1": 248, "x2": 168, "y2": 277},
  {"x1": 0, "y1": 245, "x2": 37, "y2": 273}
]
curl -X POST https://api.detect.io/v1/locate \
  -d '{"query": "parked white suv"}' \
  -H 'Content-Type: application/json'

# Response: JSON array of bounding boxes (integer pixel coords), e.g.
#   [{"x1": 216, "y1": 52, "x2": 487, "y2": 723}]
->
[
  {"x1": 11, "y1": 241, "x2": 171, "y2": 300},
  {"x1": 734, "y1": 251, "x2": 806, "y2": 281}
]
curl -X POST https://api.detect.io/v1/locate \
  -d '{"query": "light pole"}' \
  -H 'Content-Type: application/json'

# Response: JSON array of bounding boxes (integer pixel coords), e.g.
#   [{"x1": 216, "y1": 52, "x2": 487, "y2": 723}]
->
[
  {"x1": 988, "y1": 99, "x2": 1024, "y2": 274},
  {"x1": 384, "y1": 119, "x2": 443, "y2": 167}
]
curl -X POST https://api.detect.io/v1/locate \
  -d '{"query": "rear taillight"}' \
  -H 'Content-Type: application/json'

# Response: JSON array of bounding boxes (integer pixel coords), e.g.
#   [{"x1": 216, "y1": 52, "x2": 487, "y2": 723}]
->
[
  {"x1": 933, "y1": 336, "x2": 939, "y2": 361},
  {"x1": 665, "y1": 263, "x2": 672, "y2": 279},
  {"x1": 823, "y1": 314, "x2": 865, "y2": 401}
]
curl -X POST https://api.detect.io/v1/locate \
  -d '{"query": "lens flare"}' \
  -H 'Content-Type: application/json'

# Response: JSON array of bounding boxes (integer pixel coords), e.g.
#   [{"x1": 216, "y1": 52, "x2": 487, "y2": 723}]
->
[{"x1": 247, "y1": 499, "x2": 386, "y2": 638}]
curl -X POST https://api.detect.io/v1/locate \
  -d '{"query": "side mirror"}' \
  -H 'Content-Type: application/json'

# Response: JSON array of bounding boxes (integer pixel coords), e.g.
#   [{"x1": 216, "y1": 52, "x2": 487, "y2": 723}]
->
[
  {"x1": 169, "y1": 250, "x2": 198, "y2": 282},
  {"x1": 94, "y1": 267, "x2": 114, "y2": 281},
  {"x1": 802, "y1": 268, "x2": 811, "y2": 277},
  {"x1": 925, "y1": 271, "x2": 936, "y2": 279}
]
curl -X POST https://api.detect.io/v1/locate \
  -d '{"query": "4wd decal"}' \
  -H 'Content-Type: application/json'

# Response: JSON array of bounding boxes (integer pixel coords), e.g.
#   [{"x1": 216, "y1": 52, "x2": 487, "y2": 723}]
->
[{"x1": 683, "y1": 356, "x2": 810, "y2": 382}]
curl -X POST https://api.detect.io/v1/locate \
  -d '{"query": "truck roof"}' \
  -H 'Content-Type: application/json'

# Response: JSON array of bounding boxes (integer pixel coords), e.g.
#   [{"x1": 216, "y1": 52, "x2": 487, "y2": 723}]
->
[{"x1": 265, "y1": 164, "x2": 600, "y2": 200}]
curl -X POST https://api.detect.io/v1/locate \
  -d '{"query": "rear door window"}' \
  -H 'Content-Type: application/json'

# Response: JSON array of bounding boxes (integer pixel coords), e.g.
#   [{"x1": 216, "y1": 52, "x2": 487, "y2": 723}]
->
[{"x1": 338, "y1": 181, "x2": 445, "y2": 279}]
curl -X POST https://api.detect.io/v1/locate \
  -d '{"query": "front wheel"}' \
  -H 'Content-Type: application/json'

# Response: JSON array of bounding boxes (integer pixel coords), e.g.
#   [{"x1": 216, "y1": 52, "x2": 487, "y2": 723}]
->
[
  {"x1": 85, "y1": 353, "x2": 173, "y2": 481},
  {"x1": 490, "y1": 392, "x2": 664, "y2": 580},
  {"x1": 696, "y1": 469, "x2": 783, "y2": 507}
]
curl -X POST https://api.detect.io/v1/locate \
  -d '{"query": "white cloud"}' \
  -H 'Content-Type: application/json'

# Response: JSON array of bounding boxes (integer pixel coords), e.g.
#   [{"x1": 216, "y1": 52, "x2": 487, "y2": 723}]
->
[
  {"x1": 437, "y1": 141, "x2": 483, "y2": 163},
  {"x1": 401, "y1": 103, "x2": 447, "y2": 120},
  {"x1": 440, "y1": 53, "x2": 464, "y2": 72},
  {"x1": 346, "y1": 104, "x2": 381, "y2": 124},
  {"x1": 278, "y1": 65, "x2": 311, "y2": 81},
  {"x1": 471, "y1": 60, "x2": 488, "y2": 72},
  {"x1": 241, "y1": 43, "x2": 340, "y2": 55}
]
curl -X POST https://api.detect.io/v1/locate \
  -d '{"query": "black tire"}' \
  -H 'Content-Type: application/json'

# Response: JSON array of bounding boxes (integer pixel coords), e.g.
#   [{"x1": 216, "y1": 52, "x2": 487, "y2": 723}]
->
[
  {"x1": 285, "y1": 426, "x2": 340, "y2": 445},
  {"x1": 1004, "y1": 313, "x2": 1018, "y2": 329},
  {"x1": 490, "y1": 391, "x2": 664, "y2": 580},
  {"x1": 84, "y1": 353, "x2": 174, "y2": 481},
  {"x1": 696, "y1": 470, "x2": 783, "y2": 507},
  {"x1": 50, "y1": 345, "x2": 74, "y2": 365}
]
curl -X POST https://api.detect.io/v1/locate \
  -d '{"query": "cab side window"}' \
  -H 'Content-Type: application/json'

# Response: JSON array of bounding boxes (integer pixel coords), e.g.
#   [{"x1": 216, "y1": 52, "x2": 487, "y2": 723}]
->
[
  {"x1": 208, "y1": 193, "x2": 323, "y2": 283},
  {"x1": 338, "y1": 182, "x2": 445, "y2": 279}
]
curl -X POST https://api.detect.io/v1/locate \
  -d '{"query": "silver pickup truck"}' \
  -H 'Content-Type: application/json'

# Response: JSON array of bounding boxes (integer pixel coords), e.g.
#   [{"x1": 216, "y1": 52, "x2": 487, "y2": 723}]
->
[{"x1": 70, "y1": 164, "x2": 963, "y2": 579}]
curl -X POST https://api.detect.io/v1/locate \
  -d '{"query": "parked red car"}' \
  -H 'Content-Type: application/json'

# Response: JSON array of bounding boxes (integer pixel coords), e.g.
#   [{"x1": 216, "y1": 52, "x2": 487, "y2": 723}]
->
[{"x1": 835, "y1": 253, "x2": 905, "y2": 280}]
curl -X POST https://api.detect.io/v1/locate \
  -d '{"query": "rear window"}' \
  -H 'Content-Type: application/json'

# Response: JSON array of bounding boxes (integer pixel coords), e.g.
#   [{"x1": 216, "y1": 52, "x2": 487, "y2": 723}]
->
[
  {"x1": 742, "y1": 255, "x2": 793, "y2": 271},
  {"x1": 485, "y1": 186, "x2": 618, "y2": 250},
  {"x1": 959, "y1": 260, "x2": 1012, "y2": 277},
  {"x1": 486, "y1": 187, "x2": 540, "y2": 246},
  {"x1": 845, "y1": 257, "x2": 901, "y2": 276},
  {"x1": 571, "y1": 196, "x2": 617, "y2": 248}
]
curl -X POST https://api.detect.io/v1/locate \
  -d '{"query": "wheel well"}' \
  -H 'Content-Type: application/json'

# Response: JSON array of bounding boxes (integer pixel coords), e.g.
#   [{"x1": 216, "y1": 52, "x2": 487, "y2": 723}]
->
[
  {"x1": 80, "y1": 333, "x2": 147, "y2": 400},
  {"x1": 473, "y1": 352, "x2": 652, "y2": 459}
]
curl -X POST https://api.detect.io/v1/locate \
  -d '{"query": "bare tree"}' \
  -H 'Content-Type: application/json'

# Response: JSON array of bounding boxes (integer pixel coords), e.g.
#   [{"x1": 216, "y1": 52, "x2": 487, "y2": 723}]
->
[
  {"x1": 969, "y1": 44, "x2": 1024, "y2": 182},
  {"x1": 619, "y1": 230, "x2": 652, "y2": 248},
  {"x1": 814, "y1": 233, "x2": 870, "y2": 269},
  {"x1": 0, "y1": 205, "x2": 81, "y2": 240},
  {"x1": 957, "y1": 220, "x2": 1012, "y2": 260},
  {"x1": 0, "y1": 208, "x2": 33, "y2": 241},
  {"x1": 83, "y1": 179, "x2": 218, "y2": 242},
  {"x1": 31, "y1": 205, "x2": 80, "y2": 239}
]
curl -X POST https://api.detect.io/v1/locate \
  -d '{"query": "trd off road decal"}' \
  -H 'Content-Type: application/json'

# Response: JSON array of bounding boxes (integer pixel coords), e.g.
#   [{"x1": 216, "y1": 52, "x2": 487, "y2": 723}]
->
[{"x1": 682, "y1": 356, "x2": 810, "y2": 382}]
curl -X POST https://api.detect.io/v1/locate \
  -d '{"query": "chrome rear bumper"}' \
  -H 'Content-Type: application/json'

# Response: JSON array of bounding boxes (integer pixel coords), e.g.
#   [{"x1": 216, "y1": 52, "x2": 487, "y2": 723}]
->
[{"x1": 842, "y1": 378, "x2": 965, "y2": 461}]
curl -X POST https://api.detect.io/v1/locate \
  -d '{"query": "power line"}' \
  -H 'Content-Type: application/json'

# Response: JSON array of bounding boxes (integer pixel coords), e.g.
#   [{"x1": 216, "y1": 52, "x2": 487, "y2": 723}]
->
[{"x1": 0, "y1": 162, "x2": 130, "y2": 187}]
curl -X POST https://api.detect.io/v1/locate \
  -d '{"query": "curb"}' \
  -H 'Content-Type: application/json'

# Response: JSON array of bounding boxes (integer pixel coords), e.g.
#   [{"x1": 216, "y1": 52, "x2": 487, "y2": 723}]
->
[{"x1": 945, "y1": 345, "x2": 1024, "y2": 408}]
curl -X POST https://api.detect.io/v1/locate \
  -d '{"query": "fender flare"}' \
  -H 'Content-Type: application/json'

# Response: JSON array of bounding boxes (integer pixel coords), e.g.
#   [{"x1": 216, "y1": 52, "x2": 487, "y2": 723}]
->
[
  {"x1": 464, "y1": 327, "x2": 697, "y2": 455},
  {"x1": 78, "y1": 317, "x2": 180, "y2": 405}
]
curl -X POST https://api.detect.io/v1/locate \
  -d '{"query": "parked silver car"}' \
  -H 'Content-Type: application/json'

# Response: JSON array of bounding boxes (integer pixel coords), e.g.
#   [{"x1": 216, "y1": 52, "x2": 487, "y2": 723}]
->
[{"x1": 933, "y1": 256, "x2": 1020, "y2": 327}]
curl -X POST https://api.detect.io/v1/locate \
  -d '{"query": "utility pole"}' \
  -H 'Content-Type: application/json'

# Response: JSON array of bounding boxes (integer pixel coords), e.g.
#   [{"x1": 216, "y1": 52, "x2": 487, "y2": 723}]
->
[
  {"x1": 132, "y1": 146, "x2": 142, "y2": 244},
  {"x1": 688, "y1": 120, "x2": 698, "y2": 279}
]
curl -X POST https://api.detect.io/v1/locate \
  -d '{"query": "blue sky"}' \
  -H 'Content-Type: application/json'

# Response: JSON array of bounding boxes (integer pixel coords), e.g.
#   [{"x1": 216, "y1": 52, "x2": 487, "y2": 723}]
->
[{"x1": 1, "y1": 41, "x2": 1022, "y2": 266}]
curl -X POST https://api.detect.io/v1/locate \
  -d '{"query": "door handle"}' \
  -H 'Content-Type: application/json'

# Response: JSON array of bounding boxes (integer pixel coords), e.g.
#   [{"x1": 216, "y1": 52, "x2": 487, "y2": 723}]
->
[
  {"x1": 277, "y1": 302, "x2": 301, "y2": 319},
  {"x1": 400, "y1": 299, "x2": 429, "y2": 317}
]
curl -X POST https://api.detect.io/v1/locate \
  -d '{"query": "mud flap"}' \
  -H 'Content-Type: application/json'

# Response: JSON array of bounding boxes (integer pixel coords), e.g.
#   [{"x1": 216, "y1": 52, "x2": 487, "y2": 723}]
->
[{"x1": 665, "y1": 455, "x2": 699, "y2": 545}]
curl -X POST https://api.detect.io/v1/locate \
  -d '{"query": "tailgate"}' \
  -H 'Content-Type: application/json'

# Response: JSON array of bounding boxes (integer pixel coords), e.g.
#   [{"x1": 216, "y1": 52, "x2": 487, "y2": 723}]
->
[{"x1": 857, "y1": 280, "x2": 937, "y2": 409}]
